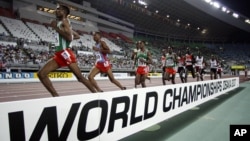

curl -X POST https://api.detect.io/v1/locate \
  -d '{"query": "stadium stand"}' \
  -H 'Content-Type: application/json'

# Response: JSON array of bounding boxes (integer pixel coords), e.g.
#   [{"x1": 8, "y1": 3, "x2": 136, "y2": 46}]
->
[
  {"x1": 0, "y1": 16, "x2": 133, "y2": 72},
  {"x1": 26, "y1": 21, "x2": 57, "y2": 43},
  {"x1": 0, "y1": 23, "x2": 9, "y2": 36},
  {"x1": 0, "y1": 0, "x2": 249, "y2": 76},
  {"x1": 0, "y1": 16, "x2": 39, "y2": 42}
]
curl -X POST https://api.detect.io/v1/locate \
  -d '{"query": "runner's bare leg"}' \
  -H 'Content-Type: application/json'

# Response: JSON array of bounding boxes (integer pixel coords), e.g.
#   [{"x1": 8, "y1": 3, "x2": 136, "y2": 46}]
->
[
  {"x1": 38, "y1": 59, "x2": 59, "y2": 97},
  {"x1": 88, "y1": 67, "x2": 103, "y2": 92},
  {"x1": 135, "y1": 73, "x2": 141, "y2": 88},
  {"x1": 140, "y1": 74, "x2": 146, "y2": 87},
  {"x1": 68, "y1": 63, "x2": 96, "y2": 93},
  {"x1": 107, "y1": 69, "x2": 126, "y2": 90}
]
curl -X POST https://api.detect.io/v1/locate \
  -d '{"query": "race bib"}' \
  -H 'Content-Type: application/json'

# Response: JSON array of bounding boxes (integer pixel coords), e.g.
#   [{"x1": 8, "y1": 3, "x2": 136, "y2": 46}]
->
[
  {"x1": 211, "y1": 62, "x2": 217, "y2": 68},
  {"x1": 138, "y1": 58, "x2": 146, "y2": 66},
  {"x1": 166, "y1": 59, "x2": 174, "y2": 67},
  {"x1": 178, "y1": 62, "x2": 184, "y2": 67},
  {"x1": 144, "y1": 67, "x2": 148, "y2": 73},
  {"x1": 104, "y1": 61, "x2": 109, "y2": 67},
  {"x1": 61, "y1": 50, "x2": 71, "y2": 60},
  {"x1": 186, "y1": 59, "x2": 192, "y2": 62},
  {"x1": 95, "y1": 52, "x2": 102, "y2": 62}
]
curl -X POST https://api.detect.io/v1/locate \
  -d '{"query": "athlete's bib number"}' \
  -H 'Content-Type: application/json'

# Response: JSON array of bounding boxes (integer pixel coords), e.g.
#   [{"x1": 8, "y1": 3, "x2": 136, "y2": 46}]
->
[
  {"x1": 95, "y1": 53, "x2": 102, "y2": 62},
  {"x1": 186, "y1": 59, "x2": 192, "y2": 65},
  {"x1": 138, "y1": 58, "x2": 146, "y2": 66},
  {"x1": 104, "y1": 61, "x2": 109, "y2": 67},
  {"x1": 178, "y1": 58, "x2": 184, "y2": 67},
  {"x1": 196, "y1": 59, "x2": 202, "y2": 65},
  {"x1": 166, "y1": 59, "x2": 174, "y2": 67},
  {"x1": 178, "y1": 62, "x2": 183, "y2": 67},
  {"x1": 211, "y1": 62, "x2": 217, "y2": 68},
  {"x1": 61, "y1": 50, "x2": 71, "y2": 60}
]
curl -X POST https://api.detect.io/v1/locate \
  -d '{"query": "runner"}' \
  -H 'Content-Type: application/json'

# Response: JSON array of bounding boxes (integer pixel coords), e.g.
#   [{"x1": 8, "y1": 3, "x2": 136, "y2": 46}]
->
[
  {"x1": 134, "y1": 41, "x2": 152, "y2": 88},
  {"x1": 88, "y1": 32, "x2": 126, "y2": 92},
  {"x1": 195, "y1": 51, "x2": 204, "y2": 81},
  {"x1": 184, "y1": 47, "x2": 196, "y2": 82},
  {"x1": 38, "y1": 4, "x2": 96, "y2": 97},
  {"x1": 131, "y1": 41, "x2": 141, "y2": 88},
  {"x1": 217, "y1": 60, "x2": 223, "y2": 79},
  {"x1": 163, "y1": 46, "x2": 177, "y2": 85},
  {"x1": 160, "y1": 49, "x2": 167, "y2": 85},
  {"x1": 176, "y1": 50, "x2": 185, "y2": 83},
  {"x1": 210, "y1": 55, "x2": 218, "y2": 80},
  {"x1": 200, "y1": 60, "x2": 207, "y2": 81},
  {"x1": 145, "y1": 64, "x2": 151, "y2": 82},
  {"x1": 131, "y1": 41, "x2": 141, "y2": 64}
]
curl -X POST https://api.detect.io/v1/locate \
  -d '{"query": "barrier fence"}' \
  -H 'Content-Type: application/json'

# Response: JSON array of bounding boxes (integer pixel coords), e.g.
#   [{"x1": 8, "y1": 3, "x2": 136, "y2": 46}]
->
[
  {"x1": 0, "y1": 77, "x2": 239, "y2": 141},
  {"x1": 0, "y1": 72, "x2": 208, "y2": 83},
  {"x1": 0, "y1": 72, "x2": 128, "y2": 83}
]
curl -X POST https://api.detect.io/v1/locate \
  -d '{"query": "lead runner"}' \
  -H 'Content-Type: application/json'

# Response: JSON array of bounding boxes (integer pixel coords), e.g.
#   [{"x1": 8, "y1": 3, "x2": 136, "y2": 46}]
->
[{"x1": 38, "y1": 4, "x2": 96, "y2": 97}]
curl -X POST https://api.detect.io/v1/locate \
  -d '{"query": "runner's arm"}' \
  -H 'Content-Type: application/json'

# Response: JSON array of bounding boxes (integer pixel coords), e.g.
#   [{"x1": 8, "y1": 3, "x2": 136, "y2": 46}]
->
[
  {"x1": 72, "y1": 30, "x2": 80, "y2": 40},
  {"x1": 51, "y1": 19, "x2": 73, "y2": 41},
  {"x1": 131, "y1": 51, "x2": 136, "y2": 60},
  {"x1": 145, "y1": 51, "x2": 152, "y2": 64},
  {"x1": 99, "y1": 41, "x2": 111, "y2": 54}
]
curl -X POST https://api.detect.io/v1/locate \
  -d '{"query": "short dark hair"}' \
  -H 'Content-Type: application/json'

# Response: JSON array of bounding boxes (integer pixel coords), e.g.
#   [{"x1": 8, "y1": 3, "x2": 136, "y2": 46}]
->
[
  {"x1": 140, "y1": 41, "x2": 146, "y2": 45},
  {"x1": 60, "y1": 4, "x2": 70, "y2": 16},
  {"x1": 94, "y1": 31, "x2": 102, "y2": 37}
]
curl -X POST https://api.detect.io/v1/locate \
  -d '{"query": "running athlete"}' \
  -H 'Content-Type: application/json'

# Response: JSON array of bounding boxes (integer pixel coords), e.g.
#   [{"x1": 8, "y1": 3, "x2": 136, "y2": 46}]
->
[
  {"x1": 195, "y1": 51, "x2": 204, "y2": 81},
  {"x1": 163, "y1": 46, "x2": 177, "y2": 85},
  {"x1": 131, "y1": 41, "x2": 141, "y2": 68},
  {"x1": 88, "y1": 32, "x2": 126, "y2": 92},
  {"x1": 176, "y1": 50, "x2": 185, "y2": 83},
  {"x1": 160, "y1": 49, "x2": 167, "y2": 84},
  {"x1": 131, "y1": 41, "x2": 140, "y2": 88},
  {"x1": 244, "y1": 68, "x2": 248, "y2": 79},
  {"x1": 217, "y1": 60, "x2": 223, "y2": 79},
  {"x1": 145, "y1": 64, "x2": 151, "y2": 82},
  {"x1": 200, "y1": 60, "x2": 207, "y2": 80},
  {"x1": 210, "y1": 55, "x2": 218, "y2": 80},
  {"x1": 184, "y1": 47, "x2": 196, "y2": 82},
  {"x1": 38, "y1": 4, "x2": 96, "y2": 97},
  {"x1": 132, "y1": 41, "x2": 151, "y2": 86},
  {"x1": 135, "y1": 41, "x2": 152, "y2": 88}
]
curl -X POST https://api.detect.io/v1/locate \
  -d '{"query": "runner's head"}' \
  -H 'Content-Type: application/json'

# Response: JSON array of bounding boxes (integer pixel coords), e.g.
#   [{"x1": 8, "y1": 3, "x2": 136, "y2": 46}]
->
[
  {"x1": 136, "y1": 41, "x2": 141, "y2": 49},
  {"x1": 93, "y1": 32, "x2": 102, "y2": 42},
  {"x1": 168, "y1": 46, "x2": 173, "y2": 53},
  {"x1": 211, "y1": 54, "x2": 215, "y2": 60},
  {"x1": 56, "y1": 4, "x2": 70, "y2": 19},
  {"x1": 140, "y1": 41, "x2": 145, "y2": 50}
]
